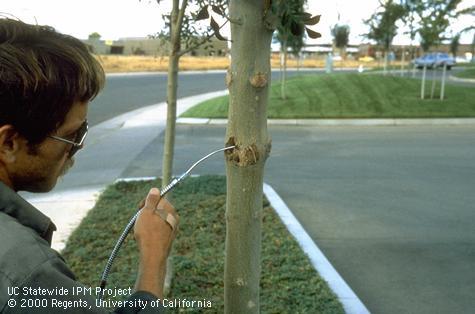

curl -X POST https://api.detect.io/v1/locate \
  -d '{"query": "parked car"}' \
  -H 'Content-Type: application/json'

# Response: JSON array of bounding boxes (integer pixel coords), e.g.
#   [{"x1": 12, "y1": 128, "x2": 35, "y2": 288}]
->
[{"x1": 412, "y1": 53, "x2": 456, "y2": 70}]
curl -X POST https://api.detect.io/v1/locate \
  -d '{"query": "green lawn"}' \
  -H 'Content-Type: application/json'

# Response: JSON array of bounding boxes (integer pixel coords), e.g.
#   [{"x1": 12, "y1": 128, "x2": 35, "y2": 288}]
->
[
  {"x1": 454, "y1": 67, "x2": 475, "y2": 79},
  {"x1": 62, "y1": 176, "x2": 344, "y2": 313},
  {"x1": 181, "y1": 73, "x2": 475, "y2": 119}
]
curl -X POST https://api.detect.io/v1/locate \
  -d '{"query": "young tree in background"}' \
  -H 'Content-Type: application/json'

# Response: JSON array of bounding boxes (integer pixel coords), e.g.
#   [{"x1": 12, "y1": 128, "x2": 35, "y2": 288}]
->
[
  {"x1": 331, "y1": 24, "x2": 350, "y2": 59},
  {"x1": 364, "y1": 0, "x2": 406, "y2": 75},
  {"x1": 145, "y1": 0, "x2": 227, "y2": 294},
  {"x1": 151, "y1": 0, "x2": 228, "y2": 189},
  {"x1": 450, "y1": 33, "x2": 461, "y2": 57},
  {"x1": 413, "y1": 0, "x2": 471, "y2": 99},
  {"x1": 274, "y1": 0, "x2": 313, "y2": 99},
  {"x1": 415, "y1": 0, "x2": 464, "y2": 52},
  {"x1": 88, "y1": 32, "x2": 101, "y2": 40},
  {"x1": 402, "y1": 0, "x2": 419, "y2": 57},
  {"x1": 224, "y1": 1, "x2": 319, "y2": 312}
]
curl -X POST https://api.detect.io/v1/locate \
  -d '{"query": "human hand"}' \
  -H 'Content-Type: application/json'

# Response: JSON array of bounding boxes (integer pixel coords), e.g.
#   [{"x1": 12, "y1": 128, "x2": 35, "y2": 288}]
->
[
  {"x1": 134, "y1": 187, "x2": 178, "y2": 256},
  {"x1": 133, "y1": 188, "x2": 179, "y2": 298}
]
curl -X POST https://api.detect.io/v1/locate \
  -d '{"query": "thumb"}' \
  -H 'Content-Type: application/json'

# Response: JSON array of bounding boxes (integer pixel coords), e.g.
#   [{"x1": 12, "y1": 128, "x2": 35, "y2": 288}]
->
[{"x1": 143, "y1": 187, "x2": 161, "y2": 211}]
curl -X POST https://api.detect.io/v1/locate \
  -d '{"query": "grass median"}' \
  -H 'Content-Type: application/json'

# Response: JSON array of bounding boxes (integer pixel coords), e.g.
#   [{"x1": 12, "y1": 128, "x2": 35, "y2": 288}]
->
[
  {"x1": 62, "y1": 176, "x2": 344, "y2": 313},
  {"x1": 181, "y1": 73, "x2": 475, "y2": 119},
  {"x1": 454, "y1": 67, "x2": 475, "y2": 79}
]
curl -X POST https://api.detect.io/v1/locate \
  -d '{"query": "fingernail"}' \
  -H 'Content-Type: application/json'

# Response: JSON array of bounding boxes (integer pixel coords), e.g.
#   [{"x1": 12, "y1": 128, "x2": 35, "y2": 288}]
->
[{"x1": 150, "y1": 188, "x2": 159, "y2": 195}]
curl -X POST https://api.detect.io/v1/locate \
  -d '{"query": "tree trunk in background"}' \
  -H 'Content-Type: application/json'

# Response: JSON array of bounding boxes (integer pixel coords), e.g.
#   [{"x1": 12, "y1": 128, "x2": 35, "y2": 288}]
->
[
  {"x1": 383, "y1": 51, "x2": 388, "y2": 75},
  {"x1": 162, "y1": 54, "x2": 179, "y2": 187},
  {"x1": 400, "y1": 48, "x2": 405, "y2": 77},
  {"x1": 224, "y1": 1, "x2": 272, "y2": 312},
  {"x1": 162, "y1": 0, "x2": 181, "y2": 188},
  {"x1": 161, "y1": 0, "x2": 183, "y2": 295},
  {"x1": 440, "y1": 63, "x2": 447, "y2": 100},
  {"x1": 471, "y1": 33, "x2": 475, "y2": 62},
  {"x1": 421, "y1": 65, "x2": 427, "y2": 99},
  {"x1": 430, "y1": 67, "x2": 437, "y2": 99},
  {"x1": 281, "y1": 38, "x2": 288, "y2": 100}
]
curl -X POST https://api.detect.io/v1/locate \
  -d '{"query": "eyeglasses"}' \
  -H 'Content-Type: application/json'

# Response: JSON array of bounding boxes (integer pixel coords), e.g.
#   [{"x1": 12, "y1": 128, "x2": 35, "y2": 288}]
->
[{"x1": 49, "y1": 120, "x2": 88, "y2": 157}]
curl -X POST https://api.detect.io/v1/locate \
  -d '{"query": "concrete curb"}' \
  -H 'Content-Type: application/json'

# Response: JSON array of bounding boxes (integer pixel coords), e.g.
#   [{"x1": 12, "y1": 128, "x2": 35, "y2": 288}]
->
[
  {"x1": 449, "y1": 75, "x2": 475, "y2": 83},
  {"x1": 178, "y1": 117, "x2": 475, "y2": 126}
]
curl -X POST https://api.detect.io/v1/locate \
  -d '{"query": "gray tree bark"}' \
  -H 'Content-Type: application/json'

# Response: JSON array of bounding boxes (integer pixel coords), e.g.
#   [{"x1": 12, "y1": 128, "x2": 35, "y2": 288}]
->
[
  {"x1": 281, "y1": 38, "x2": 288, "y2": 100},
  {"x1": 161, "y1": 0, "x2": 187, "y2": 295},
  {"x1": 162, "y1": 54, "x2": 179, "y2": 187},
  {"x1": 224, "y1": 1, "x2": 273, "y2": 312},
  {"x1": 421, "y1": 65, "x2": 427, "y2": 99},
  {"x1": 161, "y1": 0, "x2": 184, "y2": 188}
]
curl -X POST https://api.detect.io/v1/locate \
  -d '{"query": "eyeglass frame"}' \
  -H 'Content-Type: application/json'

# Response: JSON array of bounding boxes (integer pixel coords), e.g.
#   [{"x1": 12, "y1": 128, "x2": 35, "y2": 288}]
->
[{"x1": 48, "y1": 120, "x2": 88, "y2": 157}]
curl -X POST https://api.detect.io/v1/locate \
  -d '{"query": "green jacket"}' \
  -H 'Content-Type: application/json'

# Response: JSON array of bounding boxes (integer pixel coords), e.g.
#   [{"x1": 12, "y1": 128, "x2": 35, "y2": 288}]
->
[{"x1": 0, "y1": 182, "x2": 163, "y2": 313}]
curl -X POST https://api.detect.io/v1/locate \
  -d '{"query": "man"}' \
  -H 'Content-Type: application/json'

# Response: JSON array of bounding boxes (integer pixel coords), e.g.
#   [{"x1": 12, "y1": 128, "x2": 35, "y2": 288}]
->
[{"x1": 0, "y1": 18, "x2": 178, "y2": 313}]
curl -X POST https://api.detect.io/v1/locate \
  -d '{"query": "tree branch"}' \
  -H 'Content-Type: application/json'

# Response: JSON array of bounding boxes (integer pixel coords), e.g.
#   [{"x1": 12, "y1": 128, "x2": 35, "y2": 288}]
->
[
  {"x1": 176, "y1": 0, "x2": 188, "y2": 31},
  {"x1": 178, "y1": 20, "x2": 229, "y2": 57}
]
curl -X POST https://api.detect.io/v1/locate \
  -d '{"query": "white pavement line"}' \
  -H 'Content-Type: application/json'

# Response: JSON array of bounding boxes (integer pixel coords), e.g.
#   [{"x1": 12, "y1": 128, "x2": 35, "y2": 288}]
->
[
  {"x1": 115, "y1": 176, "x2": 158, "y2": 183},
  {"x1": 263, "y1": 183, "x2": 370, "y2": 314},
  {"x1": 176, "y1": 117, "x2": 210, "y2": 124},
  {"x1": 178, "y1": 117, "x2": 475, "y2": 126}
]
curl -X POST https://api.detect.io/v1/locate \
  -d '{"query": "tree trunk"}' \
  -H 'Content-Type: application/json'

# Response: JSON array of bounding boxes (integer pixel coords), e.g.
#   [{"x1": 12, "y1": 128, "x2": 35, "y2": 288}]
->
[
  {"x1": 400, "y1": 49, "x2": 405, "y2": 77},
  {"x1": 430, "y1": 67, "x2": 437, "y2": 99},
  {"x1": 162, "y1": 1, "x2": 181, "y2": 188},
  {"x1": 161, "y1": 0, "x2": 183, "y2": 296},
  {"x1": 383, "y1": 51, "x2": 388, "y2": 76},
  {"x1": 440, "y1": 63, "x2": 447, "y2": 100},
  {"x1": 162, "y1": 55, "x2": 179, "y2": 187},
  {"x1": 471, "y1": 33, "x2": 475, "y2": 62},
  {"x1": 224, "y1": 1, "x2": 272, "y2": 313},
  {"x1": 421, "y1": 65, "x2": 427, "y2": 99},
  {"x1": 281, "y1": 38, "x2": 288, "y2": 100}
]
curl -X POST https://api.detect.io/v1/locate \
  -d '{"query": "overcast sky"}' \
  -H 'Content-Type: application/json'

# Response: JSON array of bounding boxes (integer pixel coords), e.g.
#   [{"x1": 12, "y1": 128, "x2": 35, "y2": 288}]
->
[{"x1": 2, "y1": 0, "x2": 474, "y2": 44}]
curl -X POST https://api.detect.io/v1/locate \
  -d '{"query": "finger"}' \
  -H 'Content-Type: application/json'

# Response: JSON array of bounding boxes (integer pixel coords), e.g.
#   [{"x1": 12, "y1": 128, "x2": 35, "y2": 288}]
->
[
  {"x1": 143, "y1": 187, "x2": 161, "y2": 211},
  {"x1": 154, "y1": 208, "x2": 178, "y2": 231},
  {"x1": 157, "y1": 199, "x2": 175, "y2": 213}
]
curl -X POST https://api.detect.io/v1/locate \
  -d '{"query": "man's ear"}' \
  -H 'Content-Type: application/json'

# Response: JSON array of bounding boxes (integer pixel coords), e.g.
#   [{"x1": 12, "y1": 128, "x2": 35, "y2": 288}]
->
[{"x1": 0, "y1": 125, "x2": 22, "y2": 163}]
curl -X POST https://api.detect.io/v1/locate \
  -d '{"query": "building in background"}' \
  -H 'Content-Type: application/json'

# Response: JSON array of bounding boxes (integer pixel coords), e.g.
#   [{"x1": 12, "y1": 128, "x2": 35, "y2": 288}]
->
[{"x1": 83, "y1": 37, "x2": 228, "y2": 56}]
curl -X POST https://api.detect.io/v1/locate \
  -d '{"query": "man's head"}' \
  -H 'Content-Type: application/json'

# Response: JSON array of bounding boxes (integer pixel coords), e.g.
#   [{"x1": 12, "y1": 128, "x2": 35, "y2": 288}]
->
[{"x1": 0, "y1": 18, "x2": 105, "y2": 192}]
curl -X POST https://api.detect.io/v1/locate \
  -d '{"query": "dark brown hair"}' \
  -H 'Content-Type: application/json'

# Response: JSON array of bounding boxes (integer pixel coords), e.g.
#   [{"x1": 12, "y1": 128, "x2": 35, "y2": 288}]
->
[{"x1": 0, "y1": 18, "x2": 105, "y2": 144}]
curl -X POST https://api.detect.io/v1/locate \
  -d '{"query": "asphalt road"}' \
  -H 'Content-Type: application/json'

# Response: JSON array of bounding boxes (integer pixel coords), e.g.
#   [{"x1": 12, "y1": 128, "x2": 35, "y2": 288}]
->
[
  {"x1": 121, "y1": 124, "x2": 475, "y2": 314},
  {"x1": 88, "y1": 69, "x2": 346, "y2": 126}
]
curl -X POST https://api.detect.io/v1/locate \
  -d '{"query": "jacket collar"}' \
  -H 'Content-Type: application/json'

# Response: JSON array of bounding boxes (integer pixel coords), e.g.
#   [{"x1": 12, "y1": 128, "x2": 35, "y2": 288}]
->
[{"x1": 0, "y1": 181, "x2": 56, "y2": 245}]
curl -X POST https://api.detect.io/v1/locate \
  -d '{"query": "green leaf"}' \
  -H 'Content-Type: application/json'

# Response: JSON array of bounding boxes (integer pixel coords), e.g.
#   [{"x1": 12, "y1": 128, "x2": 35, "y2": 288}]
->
[
  {"x1": 195, "y1": 5, "x2": 209, "y2": 21},
  {"x1": 306, "y1": 27, "x2": 321, "y2": 39},
  {"x1": 304, "y1": 15, "x2": 321, "y2": 26},
  {"x1": 210, "y1": 17, "x2": 227, "y2": 41}
]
